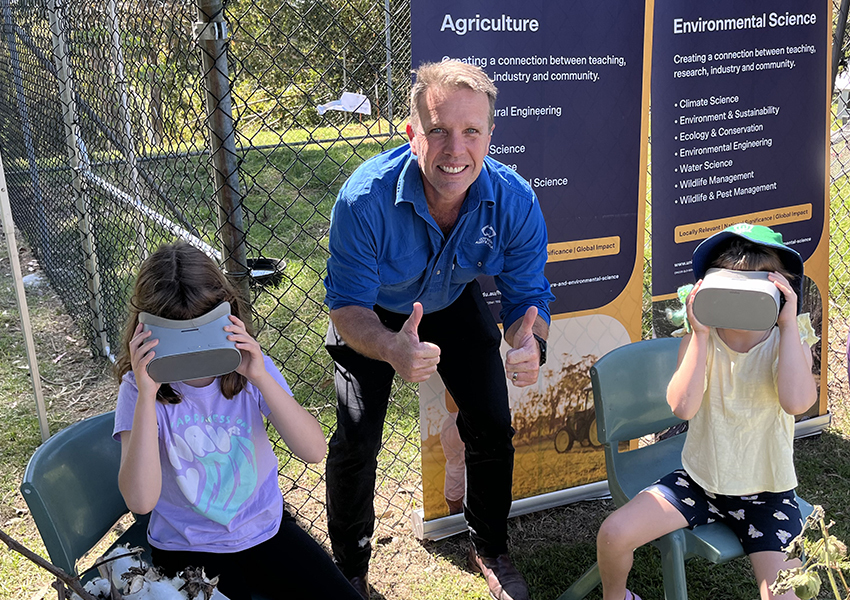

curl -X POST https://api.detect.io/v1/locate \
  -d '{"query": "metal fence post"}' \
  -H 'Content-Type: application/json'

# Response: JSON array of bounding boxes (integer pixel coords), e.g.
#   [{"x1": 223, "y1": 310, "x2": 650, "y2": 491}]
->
[
  {"x1": 384, "y1": 0, "x2": 394, "y2": 124},
  {"x1": 834, "y1": 0, "x2": 850, "y2": 96},
  {"x1": 48, "y1": 0, "x2": 110, "y2": 357},
  {"x1": 194, "y1": 0, "x2": 250, "y2": 302},
  {"x1": 1, "y1": 0, "x2": 50, "y2": 266},
  {"x1": 107, "y1": 0, "x2": 147, "y2": 260}
]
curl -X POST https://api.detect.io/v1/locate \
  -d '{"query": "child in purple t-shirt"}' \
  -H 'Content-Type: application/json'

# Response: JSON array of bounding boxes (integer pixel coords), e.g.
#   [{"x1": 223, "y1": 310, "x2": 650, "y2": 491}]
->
[{"x1": 113, "y1": 242, "x2": 361, "y2": 600}]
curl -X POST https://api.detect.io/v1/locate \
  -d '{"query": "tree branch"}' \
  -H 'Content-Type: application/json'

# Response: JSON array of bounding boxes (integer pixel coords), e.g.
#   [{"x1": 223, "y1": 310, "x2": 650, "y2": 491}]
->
[{"x1": 0, "y1": 526, "x2": 98, "y2": 600}]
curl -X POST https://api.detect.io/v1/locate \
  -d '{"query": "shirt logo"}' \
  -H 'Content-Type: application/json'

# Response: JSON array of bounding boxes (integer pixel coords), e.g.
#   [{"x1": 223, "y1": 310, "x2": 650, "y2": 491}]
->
[
  {"x1": 730, "y1": 223, "x2": 754, "y2": 234},
  {"x1": 169, "y1": 422, "x2": 259, "y2": 526},
  {"x1": 475, "y1": 225, "x2": 497, "y2": 249}
]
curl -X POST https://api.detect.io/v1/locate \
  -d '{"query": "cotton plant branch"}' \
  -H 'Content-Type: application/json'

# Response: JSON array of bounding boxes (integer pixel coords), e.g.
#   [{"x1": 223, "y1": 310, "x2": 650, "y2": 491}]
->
[
  {"x1": 1, "y1": 525, "x2": 219, "y2": 600},
  {"x1": 87, "y1": 547, "x2": 145, "y2": 580},
  {"x1": 0, "y1": 526, "x2": 97, "y2": 600},
  {"x1": 771, "y1": 505, "x2": 850, "y2": 600}
]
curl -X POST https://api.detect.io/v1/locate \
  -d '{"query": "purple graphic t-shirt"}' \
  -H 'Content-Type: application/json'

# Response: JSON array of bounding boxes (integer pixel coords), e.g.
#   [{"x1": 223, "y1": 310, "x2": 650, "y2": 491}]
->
[{"x1": 114, "y1": 355, "x2": 288, "y2": 553}]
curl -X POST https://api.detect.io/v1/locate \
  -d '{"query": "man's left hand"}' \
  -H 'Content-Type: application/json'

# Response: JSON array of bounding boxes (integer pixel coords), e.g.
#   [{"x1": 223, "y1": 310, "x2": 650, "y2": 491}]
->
[{"x1": 505, "y1": 306, "x2": 542, "y2": 388}]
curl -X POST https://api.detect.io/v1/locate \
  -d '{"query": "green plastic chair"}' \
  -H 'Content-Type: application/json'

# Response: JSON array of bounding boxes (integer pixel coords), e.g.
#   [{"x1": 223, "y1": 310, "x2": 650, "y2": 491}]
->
[
  {"x1": 20, "y1": 411, "x2": 150, "y2": 581},
  {"x1": 21, "y1": 411, "x2": 275, "y2": 600},
  {"x1": 558, "y1": 338, "x2": 813, "y2": 600}
]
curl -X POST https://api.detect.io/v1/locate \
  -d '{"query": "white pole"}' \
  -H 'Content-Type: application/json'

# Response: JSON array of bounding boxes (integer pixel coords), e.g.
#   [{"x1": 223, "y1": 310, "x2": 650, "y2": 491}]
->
[{"x1": 0, "y1": 149, "x2": 50, "y2": 442}]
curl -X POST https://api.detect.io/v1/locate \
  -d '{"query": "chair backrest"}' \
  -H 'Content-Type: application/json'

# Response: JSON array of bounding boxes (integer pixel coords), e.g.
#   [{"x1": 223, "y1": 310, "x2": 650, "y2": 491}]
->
[
  {"x1": 591, "y1": 338, "x2": 684, "y2": 445},
  {"x1": 20, "y1": 411, "x2": 130, "y2": 575},
  {"x1": 590, "y1": 338, "x2": 686, "y2": 505}
]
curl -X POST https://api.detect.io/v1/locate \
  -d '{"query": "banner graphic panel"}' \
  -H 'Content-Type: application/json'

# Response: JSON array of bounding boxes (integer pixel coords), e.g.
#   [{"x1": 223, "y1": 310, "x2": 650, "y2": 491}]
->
[{"x1": 412, "y1": 0, "x2": 651, "y2": 522}]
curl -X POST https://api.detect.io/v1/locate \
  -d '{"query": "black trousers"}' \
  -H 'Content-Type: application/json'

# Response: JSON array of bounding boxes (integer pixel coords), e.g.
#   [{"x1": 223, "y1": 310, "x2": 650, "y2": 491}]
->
[
  {"x1": 325, "y1": 282, "x2": 515, "y2": 578},
  {"x1": 151, "y1": 510, "x2": 361, "y2": 600}
]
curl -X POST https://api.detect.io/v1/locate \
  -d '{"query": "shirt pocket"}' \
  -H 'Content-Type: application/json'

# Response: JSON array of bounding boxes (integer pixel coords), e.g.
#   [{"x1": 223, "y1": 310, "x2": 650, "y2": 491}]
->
[
  {"x1": 451, "y1": 242, "x2": 505, "y2": 284},
  {"x1": 377, "y1": 244, "x2": 429, "y2": 287}
]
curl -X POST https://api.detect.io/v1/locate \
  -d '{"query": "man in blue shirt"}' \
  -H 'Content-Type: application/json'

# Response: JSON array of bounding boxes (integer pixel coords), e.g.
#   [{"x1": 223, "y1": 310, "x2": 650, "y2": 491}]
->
[{"x1": 324, "y1": 60, "x2": 553, "y2": 600}]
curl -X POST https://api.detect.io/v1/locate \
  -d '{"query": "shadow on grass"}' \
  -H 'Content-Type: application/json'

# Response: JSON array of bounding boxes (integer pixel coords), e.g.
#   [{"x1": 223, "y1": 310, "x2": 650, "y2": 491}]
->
[
  {"x1": 419, "y1": 500, "x2": 613, "y2": 600},
  {"x1": 796, "y1": 428, "x2": 850, "y2": 544},
  {"x1": 516, "y1": 513, "x2": 763, "y2": 600},
  {"x1": 413, "y1": 427, "x2": 849, "y2": 600}
]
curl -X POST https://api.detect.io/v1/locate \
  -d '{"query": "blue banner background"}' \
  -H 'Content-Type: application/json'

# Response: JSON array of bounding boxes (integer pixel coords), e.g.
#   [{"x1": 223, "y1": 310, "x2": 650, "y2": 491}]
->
[
  {"x1": 411, "y1": 1, "x2": 647, "y2": 317},
  {"x1": 651, "y1": 1, "x2": 828, "y2": 297}
]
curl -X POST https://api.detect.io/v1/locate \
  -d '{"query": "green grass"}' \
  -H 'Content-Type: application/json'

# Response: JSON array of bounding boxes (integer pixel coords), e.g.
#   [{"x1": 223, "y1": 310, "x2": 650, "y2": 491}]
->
[{"x1": 496, "y1": 430, "x2": 850, "y2": 600}]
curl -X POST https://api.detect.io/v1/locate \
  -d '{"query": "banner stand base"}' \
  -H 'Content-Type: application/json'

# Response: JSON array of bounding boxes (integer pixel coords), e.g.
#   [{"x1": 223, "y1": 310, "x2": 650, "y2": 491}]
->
[
  {"x1": 412, "y1": 480, "x2": 610, "y2": 541},
  {"x1": 796, "y1": 413, "x2": 831, "y2": 438}
]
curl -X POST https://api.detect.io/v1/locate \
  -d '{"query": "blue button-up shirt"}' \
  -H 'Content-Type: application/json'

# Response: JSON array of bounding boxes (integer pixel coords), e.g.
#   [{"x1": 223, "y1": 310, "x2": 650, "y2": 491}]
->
[{"x1": 324, "y1": 144, "x2": 553, "y2": 329}]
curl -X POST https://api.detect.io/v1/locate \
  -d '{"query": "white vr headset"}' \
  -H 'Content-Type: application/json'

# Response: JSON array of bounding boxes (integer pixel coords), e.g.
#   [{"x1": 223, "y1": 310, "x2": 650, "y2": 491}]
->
[
  {"x1": 138, "y1": 302, "x2": 242, "y2": 383},
  {"x1": 692, "y1": 268, "x2": 781, "y2": 331}
]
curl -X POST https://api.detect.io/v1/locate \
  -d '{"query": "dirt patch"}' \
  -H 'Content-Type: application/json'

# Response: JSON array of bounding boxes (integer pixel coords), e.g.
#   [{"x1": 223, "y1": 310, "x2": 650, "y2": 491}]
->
[{"x1": 0, "y1": 227, "x2": 116, "y2": 423}]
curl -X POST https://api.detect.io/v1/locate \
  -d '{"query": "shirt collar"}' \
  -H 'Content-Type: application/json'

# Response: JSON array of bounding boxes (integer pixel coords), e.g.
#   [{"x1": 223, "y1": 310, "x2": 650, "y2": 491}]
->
[{"x1": 395, "y1": 150, "x2": 496, "y2": 214}]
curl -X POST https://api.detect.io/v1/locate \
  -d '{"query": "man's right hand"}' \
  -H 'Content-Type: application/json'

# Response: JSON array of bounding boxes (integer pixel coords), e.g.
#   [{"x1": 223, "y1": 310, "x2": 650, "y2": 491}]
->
[{"x1": 389, "y1": 302, "x2": 441, "y2": 382}]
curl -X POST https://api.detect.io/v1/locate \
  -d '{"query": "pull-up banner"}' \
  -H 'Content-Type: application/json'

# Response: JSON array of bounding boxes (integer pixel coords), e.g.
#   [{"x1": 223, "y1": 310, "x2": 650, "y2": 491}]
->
[
  {"x1": 411, "y1": 0, "x2": 652, "y2": 529},
  {"x1": 650, "y1": 1, "x2": 830, "y2": 416}
]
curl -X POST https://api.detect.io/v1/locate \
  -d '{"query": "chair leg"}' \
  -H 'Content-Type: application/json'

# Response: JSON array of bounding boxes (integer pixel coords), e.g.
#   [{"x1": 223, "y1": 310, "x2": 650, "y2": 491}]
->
[
  {"x1": 556, "y1": 561, "x2": 601, "y2": 600},
  {"x1": 655, "y1": 530, "x2": 689, "y2": 600}
]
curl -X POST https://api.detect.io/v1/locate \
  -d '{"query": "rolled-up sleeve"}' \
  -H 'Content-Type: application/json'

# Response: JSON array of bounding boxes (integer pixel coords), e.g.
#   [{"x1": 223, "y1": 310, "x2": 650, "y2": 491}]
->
[
  {"x1": 324, "y1": 194, "x2": 382, "y2": 311},
  {"x1": 495, "y1": 195, "x2": 553, "y2": 329}
]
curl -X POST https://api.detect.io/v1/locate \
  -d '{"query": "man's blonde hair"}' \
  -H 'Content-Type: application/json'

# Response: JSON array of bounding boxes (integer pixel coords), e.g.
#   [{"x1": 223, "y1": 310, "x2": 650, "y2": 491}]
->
[{"x1": 409, "y1": 60, "x2": 498, "y2": 129}]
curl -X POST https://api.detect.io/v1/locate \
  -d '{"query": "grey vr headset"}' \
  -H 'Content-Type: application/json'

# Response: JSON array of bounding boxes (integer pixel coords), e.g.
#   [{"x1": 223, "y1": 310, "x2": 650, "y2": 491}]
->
[
  {"x1": 139, "y1": 302, "x2": 242, "y2": 383},
  {"x1": 692, "y1": 268, "x2": 781, "y2": 331}
]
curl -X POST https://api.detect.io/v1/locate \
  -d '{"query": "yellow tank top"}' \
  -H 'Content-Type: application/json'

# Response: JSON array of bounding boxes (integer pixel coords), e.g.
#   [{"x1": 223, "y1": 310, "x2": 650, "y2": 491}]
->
[{"x1": 681, "y1": 313, "x2": 818, "y2": 495}]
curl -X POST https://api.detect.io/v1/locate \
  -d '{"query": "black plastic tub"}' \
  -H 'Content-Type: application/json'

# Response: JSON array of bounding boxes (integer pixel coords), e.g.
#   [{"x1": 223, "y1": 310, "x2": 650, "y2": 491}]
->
[{"x1": 247, "y1": 258, "x2": 286, "y2": 287}]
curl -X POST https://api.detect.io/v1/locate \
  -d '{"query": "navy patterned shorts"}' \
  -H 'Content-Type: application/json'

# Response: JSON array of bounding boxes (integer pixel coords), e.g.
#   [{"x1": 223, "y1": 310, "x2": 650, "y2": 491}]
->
[{"x1": 646, "y1": 469, "x2": 803, "y2": 554}]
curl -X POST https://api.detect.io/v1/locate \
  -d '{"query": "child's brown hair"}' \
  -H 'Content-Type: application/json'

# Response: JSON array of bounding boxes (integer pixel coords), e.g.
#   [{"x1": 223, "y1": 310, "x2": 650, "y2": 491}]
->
[
  {"x1": 114, "y1": 242, "x2": 251, "y2": 403},
  {"x1": 710, "y1": 239, "x2": 796, "y2": 284}
]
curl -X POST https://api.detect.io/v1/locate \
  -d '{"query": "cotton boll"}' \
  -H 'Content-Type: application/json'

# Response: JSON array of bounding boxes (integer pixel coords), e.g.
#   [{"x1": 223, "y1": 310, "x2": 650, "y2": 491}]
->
[
  {"x1": 143, "y1": 580, "x2": 188, "y2": 600},
  {"x1": 163, "y1": 575, "x2": 186, "y2": 592},
  {"x1": 122, "y1": 579, "x2": 188, "y2": 600},
  {"x1": 85, "y1": 578, "x2": 111, "y2": 596},
  {"x1": 126, "y1": 574, "x2": 149, "y2": 595},
  {"x1": 102, "y1": 546, "x2": 145, "y2": 589},
  {"x1": 176, "y1": 566, "x2": 223, "y2": 600},
  {"x1": 70, "y1": 578, "x2": 110, "y2": 600},
  {"x1": 192, "y1": 587, "x2": 233, "y2": 600},
  {"x1": 122, "y1": 578, "x2": 151, "y2": 600}
]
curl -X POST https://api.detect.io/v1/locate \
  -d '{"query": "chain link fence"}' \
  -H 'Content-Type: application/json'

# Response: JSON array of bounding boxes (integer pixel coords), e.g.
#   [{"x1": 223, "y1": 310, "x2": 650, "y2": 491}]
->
[
  {"x1": 0, "y1": 0, "x2": 421, "y2": 578},
  {"x1": 827, "y1": 0, "x2": 850, "y2": 443},
  {"x1": 2, "y1": 0, "x2": 850, "y2": 592}
]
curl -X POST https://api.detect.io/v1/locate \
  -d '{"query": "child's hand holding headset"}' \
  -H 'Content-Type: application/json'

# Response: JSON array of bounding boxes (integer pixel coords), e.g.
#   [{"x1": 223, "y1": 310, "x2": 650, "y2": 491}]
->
[
  {"x1": 768, "y1": 271, "x2": 798, "y2": 329},
  {"x1": 129, "y1": 323, "x2": 160, "y2": 399},
  {"x1": 225, "y1": 315, "x2": 268, "y2": 384},
  {"x1": 685, "y1": 280, "x2": 710, "y2": 336}
]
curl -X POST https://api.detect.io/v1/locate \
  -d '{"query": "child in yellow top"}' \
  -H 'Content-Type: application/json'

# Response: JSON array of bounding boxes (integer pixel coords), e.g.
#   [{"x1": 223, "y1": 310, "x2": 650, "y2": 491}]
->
[{"x1": 596, "y1": 223, "x2": 818, "y2": 600}]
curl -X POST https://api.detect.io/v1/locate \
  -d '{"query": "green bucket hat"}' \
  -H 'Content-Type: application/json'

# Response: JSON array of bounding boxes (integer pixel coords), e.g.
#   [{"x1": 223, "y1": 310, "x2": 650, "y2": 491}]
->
[{"x1": 691, "y1": 222, "x2": 804, "y2": 311}]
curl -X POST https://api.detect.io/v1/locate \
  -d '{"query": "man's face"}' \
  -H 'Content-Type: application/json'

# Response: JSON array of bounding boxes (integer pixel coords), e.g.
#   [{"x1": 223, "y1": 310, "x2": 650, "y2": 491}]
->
[{"x1": 406, "y1": 86, "x2": 493, "y2": 207}]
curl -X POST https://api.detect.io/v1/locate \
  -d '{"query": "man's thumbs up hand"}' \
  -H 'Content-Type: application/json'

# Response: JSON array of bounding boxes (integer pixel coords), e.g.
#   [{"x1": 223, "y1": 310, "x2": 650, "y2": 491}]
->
[
  {"x1": 391, "y1": 303, "x2": 441, "y2": 382},
  {"x1": 505, "y1": 306, "x2": 543, "y2": 387}
]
